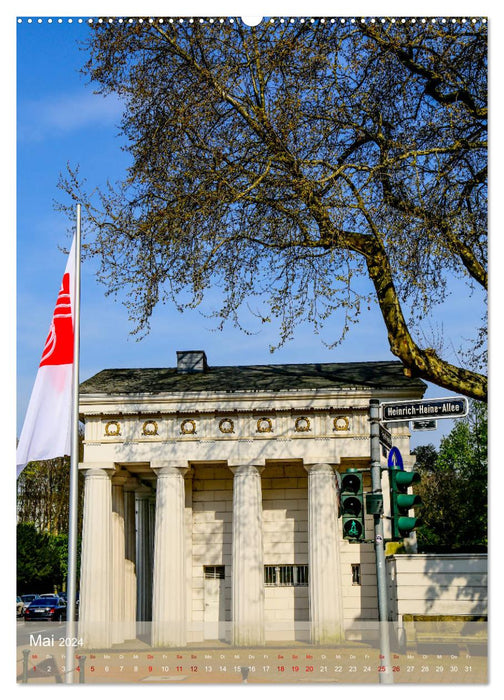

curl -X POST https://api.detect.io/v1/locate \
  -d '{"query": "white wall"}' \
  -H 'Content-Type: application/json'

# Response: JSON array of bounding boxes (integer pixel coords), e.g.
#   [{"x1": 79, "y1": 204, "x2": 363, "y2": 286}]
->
[
  {"x1": 190, "y1": 464, "x2": 233, "y2": 639},
  {"x1": 387, "y1": 553, "x2": 488, "y2": 618}
]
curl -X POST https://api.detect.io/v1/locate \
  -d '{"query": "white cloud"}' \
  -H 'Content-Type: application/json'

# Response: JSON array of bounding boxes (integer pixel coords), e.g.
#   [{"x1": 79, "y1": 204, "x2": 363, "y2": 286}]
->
[{"x1": 18, "y1": 90, "x2": 124, "y2": 142}]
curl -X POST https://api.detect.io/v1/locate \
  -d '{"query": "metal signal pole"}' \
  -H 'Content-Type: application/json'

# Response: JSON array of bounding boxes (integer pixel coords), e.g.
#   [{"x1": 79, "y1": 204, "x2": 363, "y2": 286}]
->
[{"x1": 370, "y1": 399, "x2": 393, "y2": 684}]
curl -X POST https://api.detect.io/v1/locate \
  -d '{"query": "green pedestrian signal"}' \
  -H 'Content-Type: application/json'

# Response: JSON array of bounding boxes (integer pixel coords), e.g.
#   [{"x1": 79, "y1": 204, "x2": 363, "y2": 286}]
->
[
  {"x1": 388, "y1": 469, "x2": 422, "y2": 540},
  {"x1": 340, "y1": 469, "x2": 365, "y2": 541}
]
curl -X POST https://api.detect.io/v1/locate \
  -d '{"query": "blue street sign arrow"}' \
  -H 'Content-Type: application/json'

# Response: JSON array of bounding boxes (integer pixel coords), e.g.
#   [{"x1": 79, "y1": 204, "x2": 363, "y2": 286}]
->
[{"x1": 388, "y1": 446, "x2": 404, "y2": 470}]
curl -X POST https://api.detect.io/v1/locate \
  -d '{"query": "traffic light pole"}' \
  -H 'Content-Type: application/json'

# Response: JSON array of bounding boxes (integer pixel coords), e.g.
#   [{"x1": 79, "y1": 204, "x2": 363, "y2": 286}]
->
[{"x1": 369, "y1": 399, "x2": 393, "y2": 684}]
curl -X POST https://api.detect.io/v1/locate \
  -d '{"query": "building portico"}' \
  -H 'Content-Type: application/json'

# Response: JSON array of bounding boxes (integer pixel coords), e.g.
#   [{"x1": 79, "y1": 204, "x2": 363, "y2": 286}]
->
[{"x1": 77, "y1": 352, "x2": 424, "y2": 648}]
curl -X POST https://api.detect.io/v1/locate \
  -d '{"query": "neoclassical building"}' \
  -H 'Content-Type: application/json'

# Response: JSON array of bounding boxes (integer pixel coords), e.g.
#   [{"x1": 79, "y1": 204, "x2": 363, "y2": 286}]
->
[{"x1": 77, "y1": 350, "x2": 425, "y2": 649}]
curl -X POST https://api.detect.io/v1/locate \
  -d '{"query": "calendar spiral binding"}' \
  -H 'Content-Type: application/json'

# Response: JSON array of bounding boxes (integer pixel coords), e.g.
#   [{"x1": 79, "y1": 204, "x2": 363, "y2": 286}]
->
[{"x1": 17, "y1": 17, "x2": 488, "y2": 25}]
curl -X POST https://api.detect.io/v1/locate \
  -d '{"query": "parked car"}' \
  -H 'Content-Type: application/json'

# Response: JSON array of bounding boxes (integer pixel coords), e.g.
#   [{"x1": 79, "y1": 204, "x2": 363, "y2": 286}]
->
[
  {"x1": 23, "y1": 596, "x2": 66, "y2": 622},
  {"x1": 21, "y1": 594, "x2": 36, "y2": 605},
  {"x1": 16, "y1": 597, "x2": 24, "y2": 617}
]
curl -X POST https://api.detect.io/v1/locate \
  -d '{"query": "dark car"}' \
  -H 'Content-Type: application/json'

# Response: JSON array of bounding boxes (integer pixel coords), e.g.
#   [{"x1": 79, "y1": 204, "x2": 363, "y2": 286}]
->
[
  {"x1": 19, "y1": 594, "x2": 37, "y2": 615},
  {"x1": 21, "y1": 594, "x2": 36, "y2": 606},
  {"x1": 23, "y1": 596, "x2": 66, "y2": 621}
]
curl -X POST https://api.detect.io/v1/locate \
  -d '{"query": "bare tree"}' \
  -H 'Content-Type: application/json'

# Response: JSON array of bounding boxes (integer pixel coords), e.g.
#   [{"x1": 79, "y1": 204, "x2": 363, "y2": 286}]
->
[{"x1": 60, "y1": 18, "x2": 487, "y2": 400}]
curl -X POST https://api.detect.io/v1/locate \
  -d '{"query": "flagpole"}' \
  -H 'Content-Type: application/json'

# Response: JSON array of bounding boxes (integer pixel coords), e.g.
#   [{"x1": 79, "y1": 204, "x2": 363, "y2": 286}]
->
[{"x1": 65, "y1": 203, "x2": 82, "y2": 684}]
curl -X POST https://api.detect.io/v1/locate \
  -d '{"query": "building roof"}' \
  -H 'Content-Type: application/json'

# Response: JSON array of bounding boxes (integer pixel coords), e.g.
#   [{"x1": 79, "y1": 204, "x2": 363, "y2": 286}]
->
[{"x1": 80, "y1": 360, "x2": 426, "y2": 396}]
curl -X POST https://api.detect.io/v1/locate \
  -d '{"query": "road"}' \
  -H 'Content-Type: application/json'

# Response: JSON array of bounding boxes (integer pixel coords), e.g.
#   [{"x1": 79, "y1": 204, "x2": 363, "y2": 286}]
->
[{"x1": 17, "y1": 619, "x2": 67, "y2": 648}]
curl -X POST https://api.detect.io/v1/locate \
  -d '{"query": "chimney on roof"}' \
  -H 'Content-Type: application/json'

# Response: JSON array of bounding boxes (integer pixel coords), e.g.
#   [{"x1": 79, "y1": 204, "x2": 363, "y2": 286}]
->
[{"x1": 176, "y1": 350, "x2": 208, "y2": 373}]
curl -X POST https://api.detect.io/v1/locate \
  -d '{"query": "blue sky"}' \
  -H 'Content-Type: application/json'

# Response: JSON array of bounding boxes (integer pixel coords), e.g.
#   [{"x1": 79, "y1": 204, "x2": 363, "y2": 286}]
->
[{"x1": 15, "y1": 9, "x2": 487, "y2": 453}]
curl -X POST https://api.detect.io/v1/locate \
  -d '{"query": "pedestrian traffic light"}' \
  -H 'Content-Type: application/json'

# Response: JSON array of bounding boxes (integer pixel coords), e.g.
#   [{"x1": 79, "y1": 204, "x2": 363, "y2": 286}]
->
[
  {"x1": 340, "y1": 469, "x2": 365, "y2": 540},
  {"x1": 388, "y1": 469, "x2": 422, "y2": 540}
]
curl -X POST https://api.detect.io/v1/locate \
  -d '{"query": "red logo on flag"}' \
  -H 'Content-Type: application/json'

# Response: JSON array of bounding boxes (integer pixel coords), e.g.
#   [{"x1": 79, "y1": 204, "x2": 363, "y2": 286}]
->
[{"x1": 39, "y1": 272, "x2": 73, "y2": 367}]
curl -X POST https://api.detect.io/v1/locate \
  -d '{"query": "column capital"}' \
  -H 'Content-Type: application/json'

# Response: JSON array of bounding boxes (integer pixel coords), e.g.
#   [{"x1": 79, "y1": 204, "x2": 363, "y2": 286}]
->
[
  {"x1": 304, "y1": 462, "x2": 337, "y2": 474},
  {"x1": 152, "y1": 463, "x2": 190, "y2": 477},
  {"x1": 123, "y1": 476, "x2": 140, "y2": 492},
  {"x1": 151, "y1": 460, "x2": 189, "y2": 476},
  {"x1": 81, "y1": 468, "x2": 114, "y2": 481},
  {"x1": 228, "y1": 463, "x2": 265, "y2": 476},
  {"x1": 79, "y1": 461, "x2": 116, "y2": 473},
  {"x1": 111, "y1": 469, "x2": 131, "y2": 486}
]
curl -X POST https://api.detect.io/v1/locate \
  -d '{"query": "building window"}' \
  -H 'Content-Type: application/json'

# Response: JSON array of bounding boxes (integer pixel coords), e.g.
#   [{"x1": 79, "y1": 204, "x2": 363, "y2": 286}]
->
[
  {"x1": 204, "y1": 565, "x2": 225, "y2": 579},
  {"x1": 264, "y1": 565, "x2": 308, "y2": 586},
  {"x1": 351, "y1": 564, "x2": 361, "y2": 585}
]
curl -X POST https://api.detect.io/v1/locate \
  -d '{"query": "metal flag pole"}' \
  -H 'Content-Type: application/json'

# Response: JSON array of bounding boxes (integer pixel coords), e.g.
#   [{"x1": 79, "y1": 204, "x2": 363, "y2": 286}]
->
[{"x1": 65, "y1": 203, "x2": 82, "y2": 684}]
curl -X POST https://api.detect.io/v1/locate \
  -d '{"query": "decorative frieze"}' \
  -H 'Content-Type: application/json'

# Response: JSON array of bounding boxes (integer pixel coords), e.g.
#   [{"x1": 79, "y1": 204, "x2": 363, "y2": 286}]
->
[
  {"x1": 256, "y1": 417, "x2": 273, "y2": 433},
  {"x1": 94, "y1": 408, "x2": 366, "y2": 445},
  {"x1": 219, "y1": 418, "x2": 235, "y2": 434},
  {"x1": 295, "y1": 416, "x2": 311, "y2": 432},
  {"x1": 333, "y1": 416, "x2": 350, "y2": 431},
  {"x1": 180, "y1": 419, "x2": 197, "y2": 435},
  {"x1": 142, "y1": 419, "x2": 158, "y2": 436},
  {"x1": 104, "y1": 420, "x2": 121, "y2": 437}
]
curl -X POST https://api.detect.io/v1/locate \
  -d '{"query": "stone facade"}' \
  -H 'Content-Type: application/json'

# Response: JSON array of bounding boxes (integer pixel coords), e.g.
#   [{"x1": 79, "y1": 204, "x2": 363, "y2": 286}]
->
[{"x1": 77, "y1": 353, "x2": 424, "y2": 648}]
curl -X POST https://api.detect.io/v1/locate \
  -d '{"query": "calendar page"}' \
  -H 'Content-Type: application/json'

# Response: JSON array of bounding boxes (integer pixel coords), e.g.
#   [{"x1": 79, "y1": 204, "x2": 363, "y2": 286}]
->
[{"x1": 16, "y1": 7, "x2": 488, "y2": 689}]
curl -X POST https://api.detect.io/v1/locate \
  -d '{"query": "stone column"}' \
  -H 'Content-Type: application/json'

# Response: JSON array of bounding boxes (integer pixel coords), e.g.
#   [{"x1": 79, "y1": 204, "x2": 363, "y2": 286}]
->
[
  {"x1": 149, "y1": 495, "x2": 156, "y2": 574},
  {"x1": 135, "y1": 485, "x2": 154, "y2": 623},
  {"x1": 111, "y1": 472, "x2": 127, "y2": 644},
  {"x1": 229, "y1": 464, "x2": 265, "y2": 646},
  {"x1": 78, "y1": 464, "x2": 114, "y2": 648},
  {"x1": 123, "y1": 477, "x2": 138, "y2": 641},
  {"x1": 304, "y1": 463, "x2": 345, "y2": 644},
  {"x1": 124, "y1": 479, "x2": 138, "y2": 565},
  {"x1": 151, "y1": 462, "x2": 188, "y2": 647}
]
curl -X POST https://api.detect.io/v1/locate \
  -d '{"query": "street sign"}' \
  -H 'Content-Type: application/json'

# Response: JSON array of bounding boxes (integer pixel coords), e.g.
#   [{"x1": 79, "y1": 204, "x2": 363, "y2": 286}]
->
[
  {"x1": 411, "y1": 419, "x2": 438, "y2": 431},
  {"x1": 381, "y1": 397, "x2": 468, "y2": 423},
  {"x1": 379, "y1": 423, "x2": 392, "y2": 450},
  {"x1": 387, "y1": 446, "x2": 404, "y2": 470}
]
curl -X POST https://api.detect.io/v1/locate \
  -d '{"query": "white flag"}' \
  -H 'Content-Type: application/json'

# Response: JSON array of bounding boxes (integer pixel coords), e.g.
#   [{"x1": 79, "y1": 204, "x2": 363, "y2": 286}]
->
[{"x1": 17, "y1": 237, "x2": 76, "y2": 476}]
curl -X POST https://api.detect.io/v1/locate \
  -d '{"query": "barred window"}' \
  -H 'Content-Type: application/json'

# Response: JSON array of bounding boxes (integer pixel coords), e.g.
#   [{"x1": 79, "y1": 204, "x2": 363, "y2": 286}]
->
[
  {"x1": 204, "y1": 565, "x2": 225, "y2": 579},
  {"x1": 264, "y1": 565, "x2": 308, "y2": 586}
]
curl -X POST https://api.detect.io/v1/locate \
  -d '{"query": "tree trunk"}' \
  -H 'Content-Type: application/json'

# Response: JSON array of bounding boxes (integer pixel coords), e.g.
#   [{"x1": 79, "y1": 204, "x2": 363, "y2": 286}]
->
[{"x1": 363, "y1": 239, "x2": 487, "y2": 401}]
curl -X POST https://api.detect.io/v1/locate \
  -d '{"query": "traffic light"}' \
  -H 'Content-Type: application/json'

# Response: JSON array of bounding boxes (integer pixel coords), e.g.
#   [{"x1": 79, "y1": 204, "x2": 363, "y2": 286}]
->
[
  {"x1": 340, "y1": 469, "x2": 365, "y2": 540},
  {"x1": 388, "y1": 469, "x2": 422, "y2": 540}
]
